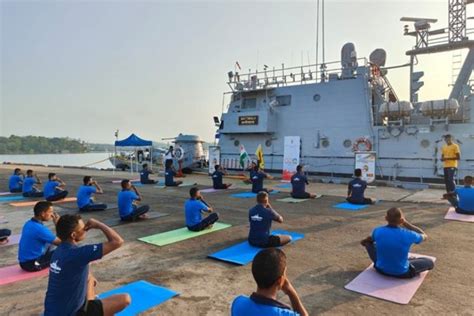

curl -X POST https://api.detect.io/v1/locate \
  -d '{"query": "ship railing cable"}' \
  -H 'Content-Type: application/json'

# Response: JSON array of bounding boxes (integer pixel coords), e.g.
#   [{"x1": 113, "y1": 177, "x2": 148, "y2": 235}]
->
[{"x1": 80, "y1": 157, "x2": 111, "y2": 168}]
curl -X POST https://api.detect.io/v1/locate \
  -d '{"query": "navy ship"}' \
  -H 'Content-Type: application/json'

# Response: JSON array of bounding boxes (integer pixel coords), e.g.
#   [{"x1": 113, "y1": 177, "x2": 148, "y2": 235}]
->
[{"x1": 214, "y1": 0, "x2": 474, "y2": 184}]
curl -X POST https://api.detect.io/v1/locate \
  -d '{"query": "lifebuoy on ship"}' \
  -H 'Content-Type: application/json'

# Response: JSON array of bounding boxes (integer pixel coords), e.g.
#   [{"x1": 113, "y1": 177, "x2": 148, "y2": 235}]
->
[
  {"x1": 174, "y1": 147, "x2": 184, "y2": 161},
  {"x1": 353, "y1": 137, "x2": 372, "y2": 152}
]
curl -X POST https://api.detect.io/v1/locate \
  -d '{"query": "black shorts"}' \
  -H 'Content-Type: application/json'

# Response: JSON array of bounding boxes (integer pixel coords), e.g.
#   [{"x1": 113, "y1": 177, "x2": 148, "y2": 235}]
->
[
  {"x1": 251, "y1": 235, "x2": 281, "y2": 248},
  {"x1": 291, "y1": 192, "x2": 311, "y2": 199},
  {"x1": 76, "y1": 299, "x2": 103, "y2": 316}
]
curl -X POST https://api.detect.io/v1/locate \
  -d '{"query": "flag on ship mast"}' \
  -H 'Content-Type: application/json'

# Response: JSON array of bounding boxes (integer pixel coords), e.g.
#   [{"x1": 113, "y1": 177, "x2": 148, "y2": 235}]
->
[
  {"x1": 239, "y1": 145, "x2": 249, "y2": 169},
  {"x1": 235, "y1": 61, "x2": 241, "y2": 70},
  {"x1": 256, "y1": 144, "x2": 264, "y2": 169}
]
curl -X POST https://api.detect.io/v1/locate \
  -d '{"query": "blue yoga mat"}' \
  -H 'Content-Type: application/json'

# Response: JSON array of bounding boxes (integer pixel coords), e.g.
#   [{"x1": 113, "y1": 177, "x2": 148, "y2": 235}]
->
[
  {"x1": 0, "y1": 195, "x2": 25, "y2": 202},
  {"x1": 333, "y1": 202, "x2": 368, "y2": 210},
  {"x1": 231, "y1": 191, "x2": 279, "y2": 198},
  {"x1": 98, "y1": 280, "x2": 179, "y2": 316},
  {"x1": 275, "y1": 183, "x2": 291, "y2": 189},
  {"x1": 208, "y1": 230, "x2": 304, "y2": 265}
]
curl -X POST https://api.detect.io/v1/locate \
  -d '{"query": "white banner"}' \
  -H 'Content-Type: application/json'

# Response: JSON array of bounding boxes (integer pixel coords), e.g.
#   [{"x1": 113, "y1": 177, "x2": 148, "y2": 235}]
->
[
  {"x1": 282, "y1": 136, "x2": 300, "y2": 181},
  {"x1": 354, "y1": 152, "x2": 376, "y2": 183},
  {"x1": 208, "y1": 146, "x2": 221, "y2": 175}
]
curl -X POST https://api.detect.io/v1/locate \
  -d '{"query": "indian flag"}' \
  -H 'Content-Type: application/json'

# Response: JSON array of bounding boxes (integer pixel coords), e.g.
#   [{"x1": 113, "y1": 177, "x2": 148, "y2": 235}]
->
[
  {"x1": 239, "y1": 145, "x2": 249, "y2": 169},
  {"x1": 256, "y1": 144, "x2": 264, "y2": 169}
]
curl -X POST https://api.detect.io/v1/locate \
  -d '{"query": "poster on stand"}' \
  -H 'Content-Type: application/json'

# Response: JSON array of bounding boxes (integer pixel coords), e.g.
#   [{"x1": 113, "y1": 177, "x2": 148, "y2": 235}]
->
[
  {"x1": 208, "y1": 146, "x2": 220, "y2": 175},
  {"x1": 354, "y1": 152, "x2": 376, "y2": 183},
  {"x1": 282, "y1": 136, "x2": 301, "y2": 181}
]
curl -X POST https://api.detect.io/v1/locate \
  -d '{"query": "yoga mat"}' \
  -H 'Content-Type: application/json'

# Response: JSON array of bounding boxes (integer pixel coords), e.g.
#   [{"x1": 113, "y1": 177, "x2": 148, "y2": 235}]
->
[
  {"x1": 10, "y1": 197, "x2": 77, "y2": 207},
  {"x1": 208, "y1": 230, "x2": 305, "y2": 265},
  {"x1": 0, "y1": 265, "x2": 49, "y2": 286},
  {"x1": 275, "y1": 183, "x2": 292, "y2": 189},
  {"x1": 103, "y1": 212, "x2": 169, "y2": 227},
  {"x1": 0, "y1": 195, "x2": 25, "y2": 202},
  {"x1": 344, "y1": 254, "x2": 436, "y2": 304},
  {"x1": 139, "y1": 222, "x2": 232, "y2": 247},
  {"x1": 98, "y1": 280, "x2": 178, "y2": 316},
  {"x1": 0, "y1": 234, "x2": 21, "y2": 248},
  {"x1": 333, "y1": 202, "x2": 368, "y2": 211},
  {"x1": 276, "y1": 195, "x2": 322, "y2": 203},
  {"x1": 231, "y1": 191, "x2": 280, "y2": 198},
  {"x1": 200, "y1": 187, "x2": 235, "y2": 193},
  {"x1": 178, "y1": 181, "x2": 197, "y2": 187},
  {"x1": 444, "y1": 207, "x2": 474, "y2": 222},
  {"x1": 111, "y1": 179, "x2": 140, "y2": 184},
  {"x1": 0, "y1": 192, "x2": 19, "y2": 196}
]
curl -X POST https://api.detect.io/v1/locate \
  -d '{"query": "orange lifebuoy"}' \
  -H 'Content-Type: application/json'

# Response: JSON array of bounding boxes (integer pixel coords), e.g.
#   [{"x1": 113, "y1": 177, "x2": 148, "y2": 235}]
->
[{"x1": 353, "y1": 137, "x2": 372, "y2": 152}]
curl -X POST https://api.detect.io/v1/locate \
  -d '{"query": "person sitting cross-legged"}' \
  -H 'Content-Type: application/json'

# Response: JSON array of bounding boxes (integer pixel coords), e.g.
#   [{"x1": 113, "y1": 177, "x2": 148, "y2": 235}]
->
[
  {"x1": 212, "y1": 165, "x2": 232, "y2": 190},
  {"x1": 346, "y1": 168, "x2": 374, "y2": 205},
  {"x1": 360, "y1": 207, "x2": 434, "y2": 279},
  {"x1": 44, "y1": 173, "x2": 69, "y2": 202},
  {"x1": 250, "y1": 165, "x2": 274, "y2": 194},
  {"x1": 118, "y1": 179, "x2": 149, "y2": 221},
  {"x1": 140, "y1": 163, "x2": 157, "y2": 185},
  {"x1": 231, "y1": 248, "x2": 309, "y2": 316},
  {"x1": 18, "y1": 201, "x2": 61, "y2": 272},
  {"x1": 443, "y1": 175, "x2": 474, "y2": 215},
  {"x1": 9, "y1": 168, "x2": 24, "y2": 193},
  {"x1": 185, "y1": 187, "x2": 219, "y2": 231},
  {"x1": 43, "y1": 215, "x2": 131, "y2": 316},
  {"x1": 291, "y1": 165, "x2": 316, "y2": 199},
  {"x1": 77, "y1": 176, "x2": 108, "y2": 212},
  {"x1": 248, "y1": 191, "x2": 291, "y2": 248},
  {"x1": 165, "y1": 160, "x2": 183, "y2": 187},
  {"x1": 22, "y1": 169, "x2": 44, "y2": 198}
]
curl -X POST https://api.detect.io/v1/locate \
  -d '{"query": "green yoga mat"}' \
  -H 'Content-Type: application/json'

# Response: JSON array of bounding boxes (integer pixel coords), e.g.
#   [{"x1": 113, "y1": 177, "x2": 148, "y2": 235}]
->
[
  {"x1": 277, "y1": 195, "x2": 322, "y2": 203},
  {"x1": 138, "y1": 222, "x2": 231, "y2": 246}
]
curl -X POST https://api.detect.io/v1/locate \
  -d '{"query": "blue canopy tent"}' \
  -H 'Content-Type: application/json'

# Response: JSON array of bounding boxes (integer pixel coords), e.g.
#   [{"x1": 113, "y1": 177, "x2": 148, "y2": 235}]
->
[{"x1": 114, "y1": 134, "x2": 153, "y2": 174}]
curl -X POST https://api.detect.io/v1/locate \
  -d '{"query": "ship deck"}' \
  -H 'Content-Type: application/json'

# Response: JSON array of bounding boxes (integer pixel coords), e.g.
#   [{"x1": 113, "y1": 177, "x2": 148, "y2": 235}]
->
[{"x1": 0, "y1": 165, "x2": 472, "y2": 315}]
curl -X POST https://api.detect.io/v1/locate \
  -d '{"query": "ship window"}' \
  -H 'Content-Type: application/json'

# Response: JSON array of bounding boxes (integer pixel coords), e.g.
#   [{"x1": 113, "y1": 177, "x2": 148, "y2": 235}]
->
[
  {"x1": 343, "y1": 139, "x2": 352, "y2": 148},
  {"x1": 234, "y1": 140, "x2": 240, "y2": 147},
  {"x1": 313, "y1": 94, "x2": 321, "y2": 102},
  {"x1": 265, "y1": 139, "x2": 272, "y2": 147},
  {"x1": 242, "y1": 98, "x2": 257, "y2": 109},
  {"x1": 276, "y1": 95, "x2": 292, "y2": 106},
  {"x1": 420, "y1": 139, "x2": 430, "y2": 148},
  {"x1": 322, "y1": 139, "x2": 330, "y2": 148}
]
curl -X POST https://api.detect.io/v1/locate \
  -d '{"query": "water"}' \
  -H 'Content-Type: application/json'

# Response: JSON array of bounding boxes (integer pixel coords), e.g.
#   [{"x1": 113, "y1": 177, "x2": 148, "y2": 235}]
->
[{"x1": 0, "y1": 153, "x2": 114, "y2": 169}]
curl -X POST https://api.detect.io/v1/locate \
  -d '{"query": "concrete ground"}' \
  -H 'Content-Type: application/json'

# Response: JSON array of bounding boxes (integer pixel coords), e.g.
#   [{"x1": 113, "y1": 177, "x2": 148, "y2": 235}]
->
[{"x1": 0, "y1": 165, "x2": 472, "y2": 316}]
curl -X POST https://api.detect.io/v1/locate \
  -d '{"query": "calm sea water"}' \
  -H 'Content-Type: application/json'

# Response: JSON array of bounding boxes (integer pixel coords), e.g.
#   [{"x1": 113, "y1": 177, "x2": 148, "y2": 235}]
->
[{"x1": 0, "y1": 153, "x2": 114, "y2": 169}]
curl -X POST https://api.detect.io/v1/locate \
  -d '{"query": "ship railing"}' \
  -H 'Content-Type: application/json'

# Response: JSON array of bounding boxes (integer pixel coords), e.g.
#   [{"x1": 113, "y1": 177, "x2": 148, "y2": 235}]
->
[
  {"x1": 411, "y1": 28, "x2": 474, "y2": 48},
  {"x1": 227, "y1": 58, "x2": 368, "y2": 91}
]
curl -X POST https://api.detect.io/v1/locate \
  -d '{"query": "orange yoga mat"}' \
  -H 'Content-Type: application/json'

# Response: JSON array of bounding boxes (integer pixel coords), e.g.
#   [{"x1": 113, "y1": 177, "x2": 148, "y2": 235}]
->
[{"x1": 9, "y1": 197, "x2": 77, "y2": 207}]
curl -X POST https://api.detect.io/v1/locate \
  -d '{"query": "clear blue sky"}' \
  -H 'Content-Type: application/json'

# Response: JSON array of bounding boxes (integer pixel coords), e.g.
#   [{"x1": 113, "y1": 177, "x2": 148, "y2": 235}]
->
[{"x1": 1, "y1": 0, "x2": 468, "y2": 143}]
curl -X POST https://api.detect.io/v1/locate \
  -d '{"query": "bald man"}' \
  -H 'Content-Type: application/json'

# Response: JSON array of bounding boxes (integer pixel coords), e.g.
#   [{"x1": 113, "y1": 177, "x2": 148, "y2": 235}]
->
[{"x1": 360, "y1": 208, "x2": 434, "y2": 278}]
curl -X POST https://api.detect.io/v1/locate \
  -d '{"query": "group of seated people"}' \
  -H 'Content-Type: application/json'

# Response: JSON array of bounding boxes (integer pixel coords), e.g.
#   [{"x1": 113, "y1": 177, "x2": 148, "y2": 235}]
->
[{"x1": 9, "y1": 168, "x2": 69, "y2": 201}]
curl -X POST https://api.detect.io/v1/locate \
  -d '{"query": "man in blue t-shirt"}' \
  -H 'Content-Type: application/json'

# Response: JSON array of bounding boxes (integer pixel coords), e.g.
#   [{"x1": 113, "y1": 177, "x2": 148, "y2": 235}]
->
[
  {"x1": 185, "y1": 187, "x2": 219, "y2": 231},
  {"x1": 18, "y1": 201, "x2": 61, "y2": 272},
  {"x1": 44, "y1": 215, "x2": 130, "y2": 316},
  {"x1": 250, "y1": 165, "x2": 274, "y2": 194},
  {"x1": 231, "y1": 248, "x2": 308, "y2": 316},
  {"x1": 291, "y1": 165, "x2": 316, "y2": 199},
  {"x1": 165, "y1": 160, "x2": 183, "y2": 187},
  {"x1": 360, "y1": 207, "x2": 434, "y2": 278},
  {"x1": 77, "y1": 176, "x2": 107, "y2": 212},
  {"x1": 347, "y1": 168, "x2": 374, "y2": 205},
  {"x1": 8, "y1": 168, "x2": 24, "y2": 193},
  {"x1": 22, "y1": 169, "x2": 44, "y2": 198},
  {"x1": 43, "y1": 173, "x2": 68, "y2": 202},
  {"x1": 117, "y1": 179, "x2": 149, "y2": 221},
  {"x1": 140, "y1": 163, "x2": 157, "y2": 184},
  {"x1": 248, "y1": 192, "x2": 291, "y2": 248},
  {"x1": 444, "y1": 175, "x2": 474, "y2": 215},
  {"x1": 212, "y1": 164, "x2": 232, "y2": 189}
]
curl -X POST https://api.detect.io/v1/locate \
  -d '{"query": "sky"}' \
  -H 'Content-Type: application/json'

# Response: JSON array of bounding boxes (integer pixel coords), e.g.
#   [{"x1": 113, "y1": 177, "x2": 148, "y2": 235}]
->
[{"x1": 1, "y1": 0, "x2": 470, "y2": 144}]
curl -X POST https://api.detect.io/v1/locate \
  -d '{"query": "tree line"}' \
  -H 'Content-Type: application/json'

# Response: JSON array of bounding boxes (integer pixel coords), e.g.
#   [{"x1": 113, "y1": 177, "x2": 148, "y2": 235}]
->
[{"x1": 0, "y1": 135, "x2": 88, "y2": 154}]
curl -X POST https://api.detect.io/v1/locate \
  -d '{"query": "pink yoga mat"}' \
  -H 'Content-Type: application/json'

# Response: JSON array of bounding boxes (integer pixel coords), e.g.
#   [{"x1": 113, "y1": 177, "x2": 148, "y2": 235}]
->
[
  {"x1": 0, "y1": 192, "x2": 15, "y2": 196},
  {"x1": 0, "y1": 234, "x2": 21, "y2": 248},
  {"x1": 0, "y1": 265, "x2": 49, "y2": 286},
  {"x1": 444, "y1": 207, "x2": 474, "y2": 222},
  {"x1": 345, "y1": 253, "x2": 436, "y2": 304}
]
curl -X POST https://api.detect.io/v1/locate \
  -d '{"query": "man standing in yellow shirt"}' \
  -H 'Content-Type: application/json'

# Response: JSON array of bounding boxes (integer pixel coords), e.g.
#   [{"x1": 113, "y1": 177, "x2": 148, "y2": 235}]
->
[{"x1": 441, "y1": 134, "x2": 461, "y2": 193}]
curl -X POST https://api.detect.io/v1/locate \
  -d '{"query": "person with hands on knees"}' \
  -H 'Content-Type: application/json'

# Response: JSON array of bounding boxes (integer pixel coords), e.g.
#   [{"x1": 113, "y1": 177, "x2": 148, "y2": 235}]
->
[
  {"x1": 18, "y1": 201, "x2": 61, "y2": 272},
  {"x1": 185, "y1": 187, "x2": 219, "y2": 231},
  {"x1": 44, "y1": 215, "x2": 130, "y2": 316},
  {"x1": 118, "y1": 179, "x2": 149, "y2": 221},
  {"x1": 231, "y1": 248, "x2": 308, "y2": 316},
  {"x1": 77, "y1": 176, "x2": 107, "y2": 212}
]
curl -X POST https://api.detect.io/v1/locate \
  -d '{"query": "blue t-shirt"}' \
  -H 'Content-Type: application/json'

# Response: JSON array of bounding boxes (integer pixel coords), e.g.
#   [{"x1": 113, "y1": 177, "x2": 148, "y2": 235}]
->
[
  {"x1": 44, "y1": 181, "x2": 60, "y2": 198},
  {"x1": 348, "y1": 178, "x2": 367, "y2": 202},
  {"x1": 18, "y1": 219, "x2": 56, "y2": 262},
  {"x1": 185, "y1": 199, "x2": 209, "y2": 227},
  {"x1": 231, "y1": 294, "x2": 298, "y2": 316},
  {"x1": 44, "y1": 242, "x2": 103, "y2": 316},
  {"x1": 118, "y1": 190, "x2": 139, "y2": 218},
  {"x1": 165, "y1": 168, "x2": 176, "y2": 186},
  {"x1": 291, "y1": 173, "x2": 308, "y2": 196},
  {"x1": 455, "y1": 186, "x2": 474, "y2": 212},
  {"x1": 248, "y1": 204, "x2": 280, "y2": 246},
  {"x1": 22, "y1": 176, "x2": 38, "y2": 193},
  {"x1": 372, "y1": 225, "x2": 423, "y2": 275},
  {"x1": 140, "y1": 169, "x2": 151, "y2": 183},
  {"x1": 212, "y1": 171, "x2": 224, "y2": 188},
  {"x1": 76, "y1": 185, "x2": 96, "y2": 208},
  {"x1": 250, "y1": 171, "x2": 265, "y2": 193},
  {"x1": 9, "y1": 174, "x2": 23, "y2": 191}
]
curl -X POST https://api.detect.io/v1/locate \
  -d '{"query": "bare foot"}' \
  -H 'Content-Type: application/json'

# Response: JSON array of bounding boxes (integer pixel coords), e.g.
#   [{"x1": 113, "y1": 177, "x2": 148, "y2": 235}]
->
[
  {"x1": 0, "y1": 238, "x2": 9, "y2": 245},
  {"x1": 139, "y1": 214, "x2": 149, "y2": 220}
]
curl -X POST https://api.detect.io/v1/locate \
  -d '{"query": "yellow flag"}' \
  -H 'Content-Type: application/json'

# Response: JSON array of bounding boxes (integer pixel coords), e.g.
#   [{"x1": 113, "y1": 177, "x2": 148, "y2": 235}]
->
[{"x1": 256, "y1": 144, "x2": 264, "y2": 169}]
